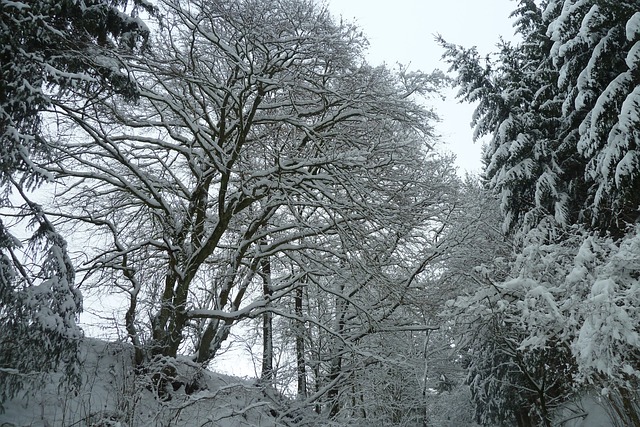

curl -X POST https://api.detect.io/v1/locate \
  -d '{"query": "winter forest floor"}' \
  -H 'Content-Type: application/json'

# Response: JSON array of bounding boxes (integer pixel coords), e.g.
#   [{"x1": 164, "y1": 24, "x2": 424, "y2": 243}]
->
[
  {"x1": 0, "y1": 339, "x2": 297, "y2": 427},
  {"x1": 0, "y1": 338, "x2": 616, "y2": 427}
]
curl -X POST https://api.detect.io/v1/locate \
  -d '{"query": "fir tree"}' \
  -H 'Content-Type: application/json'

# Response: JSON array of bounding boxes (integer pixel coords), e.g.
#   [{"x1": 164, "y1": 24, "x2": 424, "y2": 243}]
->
[
  {"x1": 441, "y1": 0, "x2": 640, "y2": 424},
  {"x1": 0, "y1": 0, "x2": 152, "y2": 408}
]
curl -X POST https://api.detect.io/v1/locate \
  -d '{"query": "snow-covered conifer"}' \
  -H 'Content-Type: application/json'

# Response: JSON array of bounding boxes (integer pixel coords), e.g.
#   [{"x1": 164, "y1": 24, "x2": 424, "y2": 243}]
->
[
  {"x1": 441, "y1": 0, "x2": 640, "y2": 424},
  {"x1": 0, "y1": 0, "x2": 152, "y2": 409}
]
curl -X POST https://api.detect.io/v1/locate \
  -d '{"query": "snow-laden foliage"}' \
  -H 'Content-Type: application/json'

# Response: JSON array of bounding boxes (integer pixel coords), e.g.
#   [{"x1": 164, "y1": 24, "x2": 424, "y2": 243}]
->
[
  {"x1": 442, "y1": 2, "x2": 640, "y2": 423},
  {"x1": 548, "y1": 0, "x2": 640, "y2": 232},
  {"x1": 441, "y1": 0, "x2": 640, "y2": 237},
  {"x1": 439, "y1": 0, "x2": 570, "y2": 235},
  {"x1": 447, "y1": 218, "x2": 576, "y2": 426},
  {"x1": 0, "y1": 0, "x2": 152, "y2": 411},
  {"x1": 0, "y1": 0, "x2": 152, "y2": 187},
  {"x1": 452, "y1": 222, "x2": 640, "y2": 425},
  {"x1": 0, "y1": 215, "x2": 83, "y2": 408},
  {"x1": 571, "y1": 230, "x2": 640, "y2": 387}
]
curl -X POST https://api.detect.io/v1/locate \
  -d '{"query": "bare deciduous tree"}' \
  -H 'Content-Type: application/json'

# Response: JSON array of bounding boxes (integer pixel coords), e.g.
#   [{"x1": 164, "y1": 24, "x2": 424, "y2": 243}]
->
[{"x1": 45, "y1": 2, "x2": 454, "y2": 410}]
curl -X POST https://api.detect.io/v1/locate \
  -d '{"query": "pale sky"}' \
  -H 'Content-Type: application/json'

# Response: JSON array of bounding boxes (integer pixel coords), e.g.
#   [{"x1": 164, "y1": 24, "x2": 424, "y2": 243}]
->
[{"x1": 325, "y1": 0, "x2": 517, "y2": 175}]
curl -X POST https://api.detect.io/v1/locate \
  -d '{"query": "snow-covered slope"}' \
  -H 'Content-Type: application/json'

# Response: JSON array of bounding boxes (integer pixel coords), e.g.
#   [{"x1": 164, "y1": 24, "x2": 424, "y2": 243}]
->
[
  {"x1": 0, "y1": 338, "x2": 616, "y2": 426},
  {"x1": 0, "y1": 338, "x2": 307, "y2": 427}
]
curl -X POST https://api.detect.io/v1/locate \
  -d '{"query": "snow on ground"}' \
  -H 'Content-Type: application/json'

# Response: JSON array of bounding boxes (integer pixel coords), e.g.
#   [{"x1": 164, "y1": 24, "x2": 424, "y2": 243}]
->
[
  {"x1": 0, "y1": 338, "x2": 303, "y2": 427},
  {"x1": 0, "y1": 338, "x2": 617, "y2": 426},
  {"x1": 555, "y1": 396, "x2": 615, "y2": 427}
]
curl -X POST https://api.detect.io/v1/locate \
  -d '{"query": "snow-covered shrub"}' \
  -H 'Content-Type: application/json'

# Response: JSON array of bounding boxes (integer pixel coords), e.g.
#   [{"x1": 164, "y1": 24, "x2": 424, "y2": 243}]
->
[
  {"x1": 453, "y1": 224, "x2": 640, "y2": 425},
  {"x1": 571, "y1": 231, "x2": 640, "y2": 386}
]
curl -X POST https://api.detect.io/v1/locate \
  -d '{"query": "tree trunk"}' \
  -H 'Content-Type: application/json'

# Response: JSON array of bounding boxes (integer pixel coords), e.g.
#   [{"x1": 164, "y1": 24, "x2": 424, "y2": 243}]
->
[
  {"x1": 515, "y1": 408, "x2": 533, "y2": 427},
  {"x1": 421, "y1": 330, "x2": 431, "y2": 427},
  {"x1": 327, "y1": 355, "x2": 343, "y2": 418},
  {"x1": 327, "y1": 284, "x2": 346, "y2": 418},
  {"x1": 125, "y1": 287, "x2": 144, "y2": 366},
  {"x1": 260, "y1": 250, "x2": 273, "y2": 384},
  {"x1": 295, "y1": 283, "x2": 307, "y2": 398}
]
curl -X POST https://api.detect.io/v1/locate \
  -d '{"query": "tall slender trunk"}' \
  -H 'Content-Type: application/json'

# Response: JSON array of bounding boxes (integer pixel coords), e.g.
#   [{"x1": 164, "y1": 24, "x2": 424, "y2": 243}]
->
[
  {"x1": 421, "y1": 330, "x2": 431, "y2": 427},
  {"x1": 313, "y1": 342, "x2": 321, "y2": 415},
  {"x1": 328, "y1": 283, "x2": 346, "y2": 418},
  {"x1": 125, "y1": 287, "x2": 144, "y2": 366},
  {"x1": 260, "y1": 249, "x2": 273, "y2": 384},
  {"x1": 327, "y1": 355, "x2": 343, "y2": 418},
  {"x1": 295, "y1": 283, "x2": 307, "y2": 398}
]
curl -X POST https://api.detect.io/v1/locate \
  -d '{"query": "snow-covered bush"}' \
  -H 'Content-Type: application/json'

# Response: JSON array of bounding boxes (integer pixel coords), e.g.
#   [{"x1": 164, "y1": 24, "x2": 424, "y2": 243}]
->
[
  {"x1": 572, "y1": 231, "x2": 640, "y2": 388},
  {"x1": 453, "y1": 224, "x2": 640, "y2": 425}
]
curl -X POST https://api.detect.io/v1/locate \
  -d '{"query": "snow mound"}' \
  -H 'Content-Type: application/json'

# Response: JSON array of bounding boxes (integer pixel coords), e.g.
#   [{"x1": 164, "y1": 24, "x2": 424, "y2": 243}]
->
[{"x1": 0, "y1": 338, "x2": 311, "y2": 427}]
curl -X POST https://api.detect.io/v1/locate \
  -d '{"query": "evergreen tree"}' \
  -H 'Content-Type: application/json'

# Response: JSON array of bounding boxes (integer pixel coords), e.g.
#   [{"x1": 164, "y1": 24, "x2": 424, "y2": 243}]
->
[
  {"x1": 441, "y1": 0, "x2": 640, "y2": 424},
  {"x1": 442, "y1": 0, "x2": 640, "y2": 236},
  {"x1": 439, "y1": 0, "x2": 572, "y2": 235},
  {"x1": 0, "y1": 0, "x2": 152, "y2": 408},
  {"x1": 548, "y1": 0, "x2": 640, "y2": 234}
]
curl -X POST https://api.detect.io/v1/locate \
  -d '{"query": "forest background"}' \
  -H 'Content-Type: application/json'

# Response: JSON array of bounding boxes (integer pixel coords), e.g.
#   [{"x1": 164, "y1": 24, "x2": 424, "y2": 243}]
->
[{"x1": 1, "y1": 1, "x2": 639, "y2": 426}]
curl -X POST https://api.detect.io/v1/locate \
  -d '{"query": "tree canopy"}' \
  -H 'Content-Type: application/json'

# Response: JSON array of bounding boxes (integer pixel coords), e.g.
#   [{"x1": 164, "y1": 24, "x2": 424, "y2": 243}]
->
[{"x1": 11, "y1": 0, "x2": 467, "y2": 422}]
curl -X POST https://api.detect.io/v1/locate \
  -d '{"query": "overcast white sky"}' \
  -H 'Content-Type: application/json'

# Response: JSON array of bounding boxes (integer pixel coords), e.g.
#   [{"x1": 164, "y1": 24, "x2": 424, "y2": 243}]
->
[{"x1": 325, "y1": 0, "x2": 517, "y2": 174}]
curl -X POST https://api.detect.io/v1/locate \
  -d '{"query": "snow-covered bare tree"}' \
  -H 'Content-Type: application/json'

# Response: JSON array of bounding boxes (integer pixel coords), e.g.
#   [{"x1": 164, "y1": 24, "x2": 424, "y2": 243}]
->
[
  {"x1": 0, "y1": 0, "x2": 152, "y2": 408},
  {"x1": 44, "y1": 0, "x2": 453, "y2": 408},
  {"x1": 287, "y1": 155, "x2": 459, "y2": 423}
]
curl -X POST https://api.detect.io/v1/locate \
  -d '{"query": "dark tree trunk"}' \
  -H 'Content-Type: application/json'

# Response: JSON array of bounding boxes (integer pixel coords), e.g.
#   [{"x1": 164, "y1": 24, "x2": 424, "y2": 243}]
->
[
  {"x1": 327, "y1": 355, "x2": 343, "y2": 418},
  {"x1": 260, "y1": 251, "x2": 273, "y2": 384},
  {"x1": 295, "y1": 283, "x2": 307, "y2": 398},
  {"x1": 327, "y1": 284, "x2": 346, "y2": 418}
]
